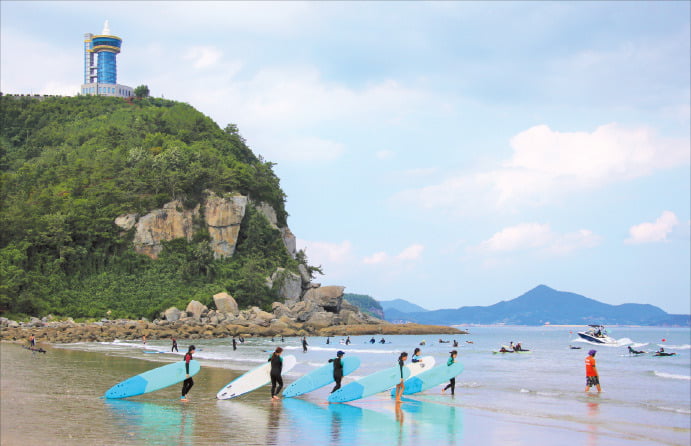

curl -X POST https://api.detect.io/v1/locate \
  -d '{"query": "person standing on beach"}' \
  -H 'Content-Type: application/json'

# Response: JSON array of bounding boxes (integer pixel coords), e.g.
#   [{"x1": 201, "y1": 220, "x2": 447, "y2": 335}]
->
[
  {"x1": 269, "y1": 347, "x2": 284, "y2": 400},
  {"x1": 442, "y1": 350, "x2": 458, "y2": 395},
  {"x1": 28, "y1": 334, "x2": 35, "y2": 347},
  {"x1": 329, "y1": 350, "x2": 346, "y2": 393},
  {"x1": 585, "y1": 349, "x2": 602, "y2": 393},
  {"x1": 302, "y1": 337, "x2": 308, "y2": 353},
  {"x1": 181, "y1": 345, "x2": 195, "y2": 401},
  {"x1": 395, "y1": 352, "x2": 408, "y2": 402},
  {"x1": 171, "y1": 338, "x2": 178, "y2": 352}
]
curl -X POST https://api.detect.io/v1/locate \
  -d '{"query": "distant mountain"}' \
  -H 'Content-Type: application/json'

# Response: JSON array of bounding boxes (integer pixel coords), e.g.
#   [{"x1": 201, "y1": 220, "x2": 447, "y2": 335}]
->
[
  {"x1": 379, "y1": 285, "x2": 689, "y2": 327},
  {"x1": 379, "y1": 299, "x2": 428, "y2": 314},
  {"x1": 343, "y1": 293, "x2": 385, "y2": 319}
]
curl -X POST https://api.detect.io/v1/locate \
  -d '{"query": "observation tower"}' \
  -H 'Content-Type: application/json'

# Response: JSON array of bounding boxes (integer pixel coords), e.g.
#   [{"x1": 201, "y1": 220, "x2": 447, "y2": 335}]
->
[{"x1": 81, "y1": 21, "x2": 133, "y2": 98}]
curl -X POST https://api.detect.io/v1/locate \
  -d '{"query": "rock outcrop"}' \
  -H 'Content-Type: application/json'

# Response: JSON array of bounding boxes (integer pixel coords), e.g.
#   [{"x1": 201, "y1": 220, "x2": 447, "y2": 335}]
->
[{"x1": 115, "y1": 191, "x2": 295, "y2": 260}]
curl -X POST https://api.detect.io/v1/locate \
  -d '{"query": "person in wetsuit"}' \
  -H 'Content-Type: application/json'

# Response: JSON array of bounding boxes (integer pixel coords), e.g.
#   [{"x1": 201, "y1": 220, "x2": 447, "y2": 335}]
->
[
  {"x1": 302, "y1": 337, "x2": 308, "y2": 353},
  {"x1": 269, "y1": 347, "x2": 284, "y2": 400},
  {"x1": 181, "y1": 345, "x2": 195, "y2": 401},
  {"x1": 442, "y1": 350, "x2": 458, "y2": 395},
  {"x1": 411, "y1": 348, "x2": 422, "y2": 363},
  {"x1": 329, "y1": 350, "x2": 346, "y2": 393},
  {"x1": 171, "y1": 337, "x2": 178, "y2": 352},
  {"x1": 394, "y1": 352, "x2": 408, "y2": 402}
]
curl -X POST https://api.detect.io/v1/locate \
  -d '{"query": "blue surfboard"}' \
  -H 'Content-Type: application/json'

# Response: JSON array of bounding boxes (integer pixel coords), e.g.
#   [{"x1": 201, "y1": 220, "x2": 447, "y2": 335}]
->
[
  {"x1": 283, "y1": 356, "x2": 361, "y2": 398},
  {"x1": 390, "y1": 360, "x2": 464, "y2": 395},
  {"x1": 104, "y1": 360, "x2": 201, "y2": 399},
  {"x1": 328, "y1": 364, "x2": 411, "y2": 403}
]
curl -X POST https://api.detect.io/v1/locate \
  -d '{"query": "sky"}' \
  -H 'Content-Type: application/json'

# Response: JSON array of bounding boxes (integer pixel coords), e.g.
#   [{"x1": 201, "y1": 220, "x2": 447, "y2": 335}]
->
[{"x1": 2, "y1": 1, "x2": 689, "y2": 314}]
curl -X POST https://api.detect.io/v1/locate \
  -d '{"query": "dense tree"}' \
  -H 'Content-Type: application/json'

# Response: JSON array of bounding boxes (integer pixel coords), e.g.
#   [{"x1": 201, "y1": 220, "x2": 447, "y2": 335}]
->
[{"x1": 0, "y1": 95, "x2": 306, "y2": 319}]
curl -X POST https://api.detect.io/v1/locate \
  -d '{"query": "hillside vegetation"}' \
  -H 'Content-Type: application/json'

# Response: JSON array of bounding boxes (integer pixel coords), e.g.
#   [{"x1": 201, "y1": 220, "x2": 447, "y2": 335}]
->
[{"x1": 0, "y1": 94, "x2": 306, "y2": 319}]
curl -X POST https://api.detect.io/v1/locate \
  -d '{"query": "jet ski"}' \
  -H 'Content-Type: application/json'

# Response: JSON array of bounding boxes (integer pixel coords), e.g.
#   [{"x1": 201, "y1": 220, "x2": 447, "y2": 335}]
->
[{"x1": 577, "y1": 325, "x2": 618, "y2": 345}]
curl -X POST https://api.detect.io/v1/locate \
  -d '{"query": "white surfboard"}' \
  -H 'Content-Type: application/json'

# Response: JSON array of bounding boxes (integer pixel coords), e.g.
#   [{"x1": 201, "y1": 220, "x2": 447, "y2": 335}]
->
[
  {"x1": 406, "y1": 356, "x2": 435, "y2": 378},
  {"x1": 217, "y1": 355, "x2": 297, "y2": 400}
]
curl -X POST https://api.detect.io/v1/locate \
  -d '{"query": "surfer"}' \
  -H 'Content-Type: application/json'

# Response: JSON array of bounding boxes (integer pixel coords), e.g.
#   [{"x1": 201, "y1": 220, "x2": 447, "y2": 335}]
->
[
  {"x1": 181, "y1": 345, "x2": 196, "y2": 401},
  {"x1": 584, "y1": 349, "x2": 602, "y2": 393},
  {"x1": 345, "y1": 336, "x2": 351, "y2": 345},
  {"x1": 302, "y1": 337, "x2": 308, "y2": 353},
  {"x1": 379, "y1": 338, "x2": 386, "y2": 344},
  {"x1": 326, "y1": 337, "x2": 330, "y2": 345},
  {"x1": 171, "y1": 337, "x2": 178, "y2": 352},
  {"x1": 329, "y1": 350, "x2": 346, "y2": 393},
  {"x1": 370, "y1": 337, "x2": 376, "y2": 344},
  {"x1": 628, "y1": 346, "x2": 645, "y2": 355},
  {"x1": 442, "y1": 350, "x2": 458, "y2": 395},
  {"x1": 232, "y1": 337, "x2": 237, "y2": 351},
  {"x1": 268, "y1": 347, "x2": 284, "y2": 400},
  {"x1": 411, "y1": 348, "x2": 423, "y2": 363},
  {"x1": 453, "y1": 340, "x2": 459, "y2": 347},
  {"x1": 394, "y1": 352, "x2": 408, "y2": 402}
]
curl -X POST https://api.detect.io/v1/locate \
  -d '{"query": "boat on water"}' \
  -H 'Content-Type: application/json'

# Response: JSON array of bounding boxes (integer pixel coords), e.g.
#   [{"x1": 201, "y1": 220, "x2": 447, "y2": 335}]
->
[{"x1": 577, "y1": 325, "x2": 618, "y2": 344}]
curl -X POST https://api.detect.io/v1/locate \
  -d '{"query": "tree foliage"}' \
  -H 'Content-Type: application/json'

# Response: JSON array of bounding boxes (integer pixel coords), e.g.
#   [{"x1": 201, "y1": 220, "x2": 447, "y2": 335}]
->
[{"x1": 0, "y1": 95, "x2": 301, "y2": 318}]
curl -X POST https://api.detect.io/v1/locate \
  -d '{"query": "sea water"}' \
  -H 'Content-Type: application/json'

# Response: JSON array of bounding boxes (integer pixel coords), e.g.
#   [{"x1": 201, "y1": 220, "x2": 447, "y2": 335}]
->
[{"x1": 11, "y1": 326, "x2": 690, "y2": 445}]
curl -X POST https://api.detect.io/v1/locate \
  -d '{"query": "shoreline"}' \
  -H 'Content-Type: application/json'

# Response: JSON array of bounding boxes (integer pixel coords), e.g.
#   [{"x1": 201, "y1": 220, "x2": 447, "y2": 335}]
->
[{"x1": 0, "y1": 318, "x2": 465, "y2": 345}]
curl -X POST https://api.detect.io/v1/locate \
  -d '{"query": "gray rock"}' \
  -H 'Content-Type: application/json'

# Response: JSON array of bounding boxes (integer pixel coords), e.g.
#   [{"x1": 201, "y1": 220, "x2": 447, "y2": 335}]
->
[
  {"x1": 303, "y1": 286, "x2": 345, "y2": 313},
  {"x1": 185, "y1": 300, "x2": 208, "y2": 320},
  {"x1": 213, "y1": 292, "x2": 239, "y2": 315},
  {"x1": 163, "y1": 307, "x2": 182, "y2": 322}
]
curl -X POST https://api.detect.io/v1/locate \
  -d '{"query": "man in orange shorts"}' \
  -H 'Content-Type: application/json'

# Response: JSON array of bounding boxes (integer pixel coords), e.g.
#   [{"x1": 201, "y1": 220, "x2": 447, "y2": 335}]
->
[{"x1": 585, "y1": 349, "x2": 602, "y2": 393}]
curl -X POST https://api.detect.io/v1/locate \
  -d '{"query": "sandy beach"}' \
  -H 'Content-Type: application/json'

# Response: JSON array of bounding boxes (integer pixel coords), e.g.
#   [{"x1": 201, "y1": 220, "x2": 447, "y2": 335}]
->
[{"x1": 2, "y1": 327, "x2": 689, "y2": 446}]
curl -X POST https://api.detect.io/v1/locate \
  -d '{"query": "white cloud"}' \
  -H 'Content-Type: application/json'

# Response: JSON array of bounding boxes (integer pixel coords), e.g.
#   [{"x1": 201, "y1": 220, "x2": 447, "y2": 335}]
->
[
  {"x1": 397, "y1": 243, "x2": 424, "y2": 260},
  {"x1": 296, "y1": 239, "x2": 354, "y2": 264},
  {"x1": 625, "y1": 211, "x2": 680, "y2": 244},
  {"x1": 183, "y1": 46, "x2": 223, "y2": 70},
  {"x1": 475, "y1": 223, "x2": 602, "y2": 256},
  {"x1": 396, "y1": 123, "x2": 690, "y2": 215},
  {"x1": 363, "y1": 251, "x2": 388, "y2": 265},
  {"x1": 363, "y1": 243, "x2": 425, "y2": 265}
]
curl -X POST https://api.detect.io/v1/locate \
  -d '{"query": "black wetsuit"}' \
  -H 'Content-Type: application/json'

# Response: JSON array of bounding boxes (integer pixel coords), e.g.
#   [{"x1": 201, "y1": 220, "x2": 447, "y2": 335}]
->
[
  {"x1": 269, "y1": 354, "x2": 283, "y2": 397},
  {"x1": 181, "y1": 352, "x2": 194, "y2": 397},
  {"x1": 330, "y1": 357, "x2": 344, "y2": 393},
  {"x1": 443, "y1": 356, "x2": 456, "y2": 395},
  {"x1": 171, "y1": 339, "x2": 178, "y2": 352},
  {"x1": 302, "y1": 338, "x2": 308, "y2": 352}
]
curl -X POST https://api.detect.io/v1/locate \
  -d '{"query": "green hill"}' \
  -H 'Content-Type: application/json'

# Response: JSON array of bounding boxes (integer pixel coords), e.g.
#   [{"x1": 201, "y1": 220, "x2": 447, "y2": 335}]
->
[{"x1": 0, "y1": 94, "x2": 310, "y2": 320}]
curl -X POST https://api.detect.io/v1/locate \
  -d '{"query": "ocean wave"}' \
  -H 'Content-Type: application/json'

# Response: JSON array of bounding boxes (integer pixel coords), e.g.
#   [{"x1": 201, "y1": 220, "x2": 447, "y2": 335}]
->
[
  {"x1": 653, "y1": 371, "x2": 691, "y2": 381},
  {"x1": 655, "y1": 405, "x2": 691, "y2": 415},
  {"x1": 283, "y1": 345, "x2": 398, "y2": 355},
  {"x1": 657, "y1": 344, "x2": 690, "y2": 350}
]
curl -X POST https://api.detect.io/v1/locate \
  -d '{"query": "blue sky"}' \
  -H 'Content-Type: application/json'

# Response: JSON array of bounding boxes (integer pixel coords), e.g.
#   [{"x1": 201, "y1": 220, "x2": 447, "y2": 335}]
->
[{"x1": 2, "y1": 1, "x2": 689, "y2": 314}]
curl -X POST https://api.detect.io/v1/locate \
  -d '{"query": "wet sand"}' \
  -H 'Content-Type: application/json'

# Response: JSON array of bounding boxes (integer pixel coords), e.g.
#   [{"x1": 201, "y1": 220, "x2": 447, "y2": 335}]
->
[{"x1": 0, "y1": 342, "x2": 672, "y2": 446}]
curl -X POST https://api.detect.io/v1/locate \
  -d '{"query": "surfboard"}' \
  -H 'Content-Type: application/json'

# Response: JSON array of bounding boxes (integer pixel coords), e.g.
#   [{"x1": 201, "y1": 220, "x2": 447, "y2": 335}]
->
[
  {"x1": 391, "y1": 360, "x2": 464, "y2": 395},
  {"x1": 405, "y1": 356, "x2": 435, "y2": 378},
  {"x1": 283, "y1": 356, "x2": 361, "y2": 398},
  {"x1": 104, "y1": 360, "x2": 201, "y2": 399},
  {"x1": 327, "y1": 362, "x2": 412, "y2": 403},
  {"x1": 216, "y1": 354, "x2": 297, "y2": 400}
]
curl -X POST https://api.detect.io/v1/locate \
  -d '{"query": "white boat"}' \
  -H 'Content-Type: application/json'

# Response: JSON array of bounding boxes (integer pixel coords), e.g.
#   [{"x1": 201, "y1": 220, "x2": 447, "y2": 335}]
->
[{"x1": 577, "y1": 325, "x2": 618, "y2": 344}]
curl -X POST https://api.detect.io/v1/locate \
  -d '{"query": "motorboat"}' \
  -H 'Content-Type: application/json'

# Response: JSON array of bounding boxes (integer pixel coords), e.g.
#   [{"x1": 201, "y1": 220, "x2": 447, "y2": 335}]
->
[{"x1": 577, "y1": 325, "x2": 618, "y2": 344}]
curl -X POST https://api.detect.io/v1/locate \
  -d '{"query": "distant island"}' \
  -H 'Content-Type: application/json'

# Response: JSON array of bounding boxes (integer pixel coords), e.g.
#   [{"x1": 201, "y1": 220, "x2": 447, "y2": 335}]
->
[{"x1": 367, "y1": 285, "x2": 689, "y2": 327}]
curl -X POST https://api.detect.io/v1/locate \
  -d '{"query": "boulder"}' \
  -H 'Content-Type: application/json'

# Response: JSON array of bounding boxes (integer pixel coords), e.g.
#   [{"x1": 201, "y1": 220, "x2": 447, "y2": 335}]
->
[
  {"x1": 163, "y1": 307, "x2": 182, "y2": 322},
  {"x1": 114, "y1": 213, "x2": 138, "y2": 231},
  {"x1": 269, "y1": 268, "x2": 302, "y2": 306},
  {"x1": 305, "y1": 311, "x2": 335, "y2": 329},
  {"x1": 213, "y1": 292, "x2": 239, "y2": 316},
  {"x1": 272, "y1": 302, "x2": 296, "y2": 319},
  {"x1": 185, "y1": 300, "x2": 207, "y2": 320},
  {"x1": 303, "y1": 286, "x2": 345, "y2": 313}
]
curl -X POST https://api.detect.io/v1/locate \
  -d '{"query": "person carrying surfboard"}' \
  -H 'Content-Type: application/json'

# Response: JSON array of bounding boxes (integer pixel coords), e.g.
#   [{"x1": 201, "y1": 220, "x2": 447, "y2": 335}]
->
[
  {"x1": 442, "y1": 350, "x2": 458, "y2": 395},
  {"x1": 329, "y1": 350, "x2": 346, "y2": 393},
  {"x1": 268, "y1": 347, "x2": 284, "y2": 400},
  {"x1": 411, "y1": 348, "x2": 423, "y2": 363},
  {"x1": 394, "y1": 352, "x2": 408, "y2": 402},
  {"x1": 181, "y1": 345, "x2": 196, "y2": 401}
]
